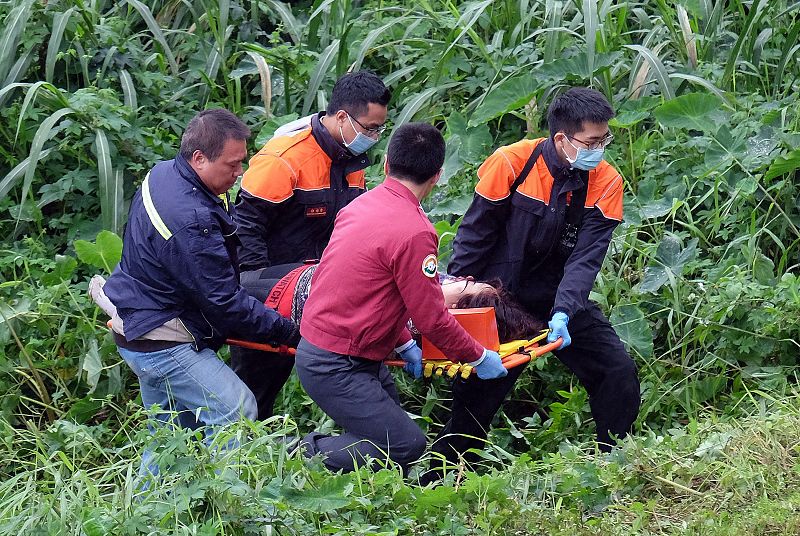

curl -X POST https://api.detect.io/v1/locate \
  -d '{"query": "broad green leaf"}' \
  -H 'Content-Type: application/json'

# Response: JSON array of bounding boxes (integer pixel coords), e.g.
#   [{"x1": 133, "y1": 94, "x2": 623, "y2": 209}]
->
[
  {"x1": 84, "y1": 339, "x2": 102, "y2": 393},
  {"x1": 0, "y1": 298, "x2": 31, "y2": 345},
  {"x1": 41, "y1": 255, "x2": 78, "y2": 286},
  {"x1": 262, "y1": 0, "x2": 301, "y2": 45},
  {"x1": 254, "y1": 113, "x2": 299, "y2": 147},
  {"x1": 653, "y1": 93, "x2": 722, "y2": 132},
  {"x1": 74, "y1": 231, "x2": 123, "y2": 273},
  {"x1": 610, "y1": 304, "x2": 653, "y2": 359},
  {"x1": 469, "y1": 76, "x2": 538, "y2": 127},
  {"x1": 428, "y1": 194, "x2": 473, "y2": 217},
  {"x1": 280, "y1": 475, "x2": 354, "y2": 513},
  {"x1": 537, "y1": 51, "x2": 622, "y2": 80},
  {"x1": 609, "y1": 110, "x2": 649, "y2": 128},
  {"x1": 638, "y1": 235, "x2": 698, "y2": 293},
  {"x1": 445, "y1": 112, "x2": 492, "y2": 163},
  {"x1": 764, "y1": 148, "x2": 800, "y2": 181}
]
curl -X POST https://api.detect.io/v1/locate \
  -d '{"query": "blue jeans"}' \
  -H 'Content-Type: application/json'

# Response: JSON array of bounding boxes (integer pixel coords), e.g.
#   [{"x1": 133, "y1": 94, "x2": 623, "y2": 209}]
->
[{"x1": 119, "y1": 343, "x2": 257, "y2": 479}]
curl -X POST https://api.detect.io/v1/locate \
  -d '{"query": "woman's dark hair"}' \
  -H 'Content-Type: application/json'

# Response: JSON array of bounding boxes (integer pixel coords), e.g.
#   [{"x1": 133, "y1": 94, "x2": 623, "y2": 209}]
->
[
  {"x1": 326, "y1": 71, "x2": 391, "y2": 118},
  {"x1": 179, "y1": 108, "x2": 250, "y2": 161},
  {"x1": 547, "y1": 87, "x2": 615, "y2": 138},
  {"x1": 386, "y1": 122, "x2": 445, "y2": 185},
  {"x1": 454, "y1": 279, "x2": 545, "y2": 343}
]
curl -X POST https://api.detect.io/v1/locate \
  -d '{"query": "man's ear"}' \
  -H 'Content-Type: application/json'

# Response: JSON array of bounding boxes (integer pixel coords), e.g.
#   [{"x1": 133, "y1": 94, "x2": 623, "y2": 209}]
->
[
  {"x1": 334, "y1": 109, "x2": 348, "y2": 124},
  {"x1": 191, "y1": 149, "x2": 207, "y2": 170},
  {"x1": 431, "y1": 168, "x2": 443, "y2": 186}
]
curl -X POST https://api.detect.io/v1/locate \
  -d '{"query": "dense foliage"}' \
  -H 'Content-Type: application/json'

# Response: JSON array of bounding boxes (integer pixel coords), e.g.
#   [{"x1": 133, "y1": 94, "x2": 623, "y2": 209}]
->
[{"x1": 1, "y1": 0, "x2": 799, "y2": 533}]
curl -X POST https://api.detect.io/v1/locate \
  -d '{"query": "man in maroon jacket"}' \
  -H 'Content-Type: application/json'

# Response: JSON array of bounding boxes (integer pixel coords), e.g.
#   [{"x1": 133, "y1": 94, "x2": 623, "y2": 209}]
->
[{"x1": 296, "y1": 123, "x2": 507, "y2": 474}]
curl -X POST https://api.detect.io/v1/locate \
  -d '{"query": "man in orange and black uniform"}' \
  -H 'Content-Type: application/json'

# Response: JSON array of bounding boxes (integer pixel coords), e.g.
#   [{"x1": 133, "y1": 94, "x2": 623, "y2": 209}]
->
[
  {"x1": 232, "y1": 71, "x2": 391, "y2": 419},
  {"x1": 426, "y1": 88, "x2": 641, "y2": 482}
]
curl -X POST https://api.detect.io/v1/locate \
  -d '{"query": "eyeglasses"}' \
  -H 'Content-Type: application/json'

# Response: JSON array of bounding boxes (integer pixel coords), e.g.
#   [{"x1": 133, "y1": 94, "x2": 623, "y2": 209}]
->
[
  {"x1": 567, "y1": 133, "x2": 614, "y2": 150},
  {"x1": 346, "y1": 112, "x2": 387, "y2": 136}
]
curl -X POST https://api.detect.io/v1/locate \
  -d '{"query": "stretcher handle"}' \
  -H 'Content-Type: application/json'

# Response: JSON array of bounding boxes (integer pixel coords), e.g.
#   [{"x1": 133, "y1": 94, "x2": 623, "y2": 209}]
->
[
  {"x1": 225, "y1": 337, "x2": 563, "y2": 372},
  {"x1": 380, "y1": 338, "x2": 563, "y2": 371}
]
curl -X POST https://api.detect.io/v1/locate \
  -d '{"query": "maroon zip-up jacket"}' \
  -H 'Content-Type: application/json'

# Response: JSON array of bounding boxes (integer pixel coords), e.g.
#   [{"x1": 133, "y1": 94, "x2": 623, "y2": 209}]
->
[{"x1": 300, "y1": 178, "x2": 484, "y2": 362}]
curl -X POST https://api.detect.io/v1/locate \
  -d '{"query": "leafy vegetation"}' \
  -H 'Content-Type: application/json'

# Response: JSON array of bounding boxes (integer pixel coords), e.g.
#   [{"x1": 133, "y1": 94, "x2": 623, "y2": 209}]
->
[{"x1": 1, "y1": 0, "x2": 799, "y2": 533}]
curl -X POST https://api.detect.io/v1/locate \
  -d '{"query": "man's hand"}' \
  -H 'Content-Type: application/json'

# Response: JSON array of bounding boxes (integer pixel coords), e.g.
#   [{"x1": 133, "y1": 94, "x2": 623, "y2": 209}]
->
[
  {"x1": 472, "y1": 349, "x2": 507, "y2": 380},
  {"x1": 547, "y1": 312, "x2": 571, "y2": 349},
  {"x1": 396, "y1": 341, "x2": 423, "y2": 379}
]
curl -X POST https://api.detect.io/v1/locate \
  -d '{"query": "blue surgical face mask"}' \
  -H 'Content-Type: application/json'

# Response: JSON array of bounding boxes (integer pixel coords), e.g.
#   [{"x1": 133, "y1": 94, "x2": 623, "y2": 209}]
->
[
  {"x1": 563, "y1": 136, "x2": 604, "y2": 171},
  {"x1": 340, "y1": 114, "x2": 379, "y2": 155}
]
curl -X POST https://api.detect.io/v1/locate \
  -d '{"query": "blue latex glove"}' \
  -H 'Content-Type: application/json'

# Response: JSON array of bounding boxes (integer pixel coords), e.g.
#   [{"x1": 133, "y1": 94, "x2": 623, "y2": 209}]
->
[
  {"x1": 396, "y1": 341, "x2": 423, "y2": 379},
  {"x1": 547, "y1": 311, "x2": 571, "y2": 349},
  {"x1": 472, "y1": 349, "x2": 507, "y2": 380}
]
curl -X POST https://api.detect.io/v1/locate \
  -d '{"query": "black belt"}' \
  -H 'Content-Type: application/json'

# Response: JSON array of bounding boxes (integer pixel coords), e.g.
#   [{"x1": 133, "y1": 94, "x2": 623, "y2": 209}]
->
[{"x1": 114, "y1": 331, "x2": 185, "y2": 352}]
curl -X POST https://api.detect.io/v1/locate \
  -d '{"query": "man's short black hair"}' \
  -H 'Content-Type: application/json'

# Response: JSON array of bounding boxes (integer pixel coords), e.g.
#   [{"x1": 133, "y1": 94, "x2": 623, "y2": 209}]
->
[
  {"x1": 547, "y1": 87, "x2": 615, "y2": 138},
  {"x1": 179, "y1": 109, "x2": 250, "y2": 161},
  {"x1": 386, "y1": 123, "x2": 445, "y2": 185},
  {"x1": 326, "y1": 71, "x2": 391, "y2": 118}
]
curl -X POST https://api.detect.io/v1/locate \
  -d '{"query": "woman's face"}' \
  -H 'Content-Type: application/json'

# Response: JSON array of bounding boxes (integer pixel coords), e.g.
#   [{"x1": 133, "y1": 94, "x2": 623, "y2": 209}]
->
[{"x1": 441, "y1": 278, "x2": 495, "y2": 308}]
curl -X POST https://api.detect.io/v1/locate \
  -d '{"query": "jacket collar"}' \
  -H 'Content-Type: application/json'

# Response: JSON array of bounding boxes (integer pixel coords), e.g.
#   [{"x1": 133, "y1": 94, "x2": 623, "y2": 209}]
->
[
  {"x1": 542, "y1": 137, "x2": 585, "y2": 189},
  {"x1": 174, "y1": 153, "x2": 227, "y2": 208},
  {"x1": 382, "y1": 177, "x2": 422, "y2": 206},
  {"x1": 311, "y1": 111, "x2": 368, "y2": 164}
]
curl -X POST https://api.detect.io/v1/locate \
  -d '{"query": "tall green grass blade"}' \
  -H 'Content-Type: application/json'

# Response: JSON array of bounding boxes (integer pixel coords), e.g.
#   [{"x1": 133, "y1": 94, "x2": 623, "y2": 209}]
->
[
  {"x1": 0, "y1": 51, "x2": 33, "y2": 108},
  {"x1": 245, "y1": 51, "x2": 272, "y2": 116},
  {"x1": 543, "y1": 0, "x2": 564, "y2": 63},
  {"x1": 351, "y1": 21, "x2": 396, "y2": 71},
  {"x1": 19, "y1": 108, "x2": 74, "y2": 214},
  {"x1": 45, "y1": 8, "x2": 76, "y2": 84},
  {"x1": 95, "y1": 130, "x2": 123, "y2": 235},
  {"x1": 124, "y1": 0, "x2": 180, "y2": 76},
  {"x1": 583, "y1": 0, "x2": 598, "y2": 81},
  {"x1": 668, "y1": 73, "x2": 727, "y2": 101},
  {"x1": 720, "y1": 0, "x2": 766, "y2": 89},
  {"x1": 15, "y1": 82, "x2": 66, "y2": 145},
  {"x1": 625, "y1": 44, "x2": 675, "y2": 100},
  {"x1": 393, "y1": 86, "x2": 440, "y2": 129},
  {"x1": 0, "y1": 148, "x2": 54, "y2": 200},
  {"x1": 262, "y1": 0, "x2": 301, "y2": 45},
  {"x1": 302, "y1": 40, "x2": 340, "y2": 115},
  {"x1": 772, "y1": 18, "x2": 800, "y2": 97},
  {"x1": 0, "y1": 0, "x2": 33, "y2": 83},
  {"x1": 436, "y1": 0, "x2": 495, "y2": 75},
  {"x1": 383, "y1": 65, "x2": 417, "y2": 87},
  {"x1": 118, "y1": 69, "x2": 137, "y2": 111}
]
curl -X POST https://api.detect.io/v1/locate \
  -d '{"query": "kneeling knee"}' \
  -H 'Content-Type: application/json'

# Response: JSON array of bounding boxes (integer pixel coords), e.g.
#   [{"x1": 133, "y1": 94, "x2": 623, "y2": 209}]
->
[{"x1": 393, "y1": 429, "x2": 426, "y2": 465}]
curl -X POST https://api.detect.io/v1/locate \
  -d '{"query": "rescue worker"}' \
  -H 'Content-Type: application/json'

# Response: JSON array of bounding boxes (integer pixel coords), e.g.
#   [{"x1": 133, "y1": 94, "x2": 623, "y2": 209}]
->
[
  {"x1": 103, "y1": 109, "x2": 300, "y2": 477},
  {"x1": 232, "y1": 71, "x2": 391, "y2": 419},
  {"x1": 425, "y1": 87, "x2": 641, "y2": 482},
  {"x1": 295, "y1": 123, "x2": 508, "y2": 474}
]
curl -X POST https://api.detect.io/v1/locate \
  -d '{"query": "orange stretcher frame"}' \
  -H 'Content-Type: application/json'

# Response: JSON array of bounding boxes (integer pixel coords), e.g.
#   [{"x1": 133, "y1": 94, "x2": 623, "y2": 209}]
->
[{"x1": 226, "y1": 334, "x2": 563, "y2": 379}]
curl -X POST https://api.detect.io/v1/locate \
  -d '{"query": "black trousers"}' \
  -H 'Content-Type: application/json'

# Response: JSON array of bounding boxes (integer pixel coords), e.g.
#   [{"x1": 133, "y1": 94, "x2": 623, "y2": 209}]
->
[
  {"x1": 425, "y1": 301, "x2": 640, "y2": 481},
  {"x1": 230, "y1": 264, "x2": 300, "y2": 419},
  {"x1": 296, "y1": 338, "x2": 426, "y2": 474}
]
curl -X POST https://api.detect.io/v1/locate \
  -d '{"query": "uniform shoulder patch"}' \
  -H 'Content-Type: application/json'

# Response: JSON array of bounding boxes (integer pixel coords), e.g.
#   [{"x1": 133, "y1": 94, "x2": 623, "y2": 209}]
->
[{"x1": 422, "y1": 254, "x2": 438, "y2": 278}]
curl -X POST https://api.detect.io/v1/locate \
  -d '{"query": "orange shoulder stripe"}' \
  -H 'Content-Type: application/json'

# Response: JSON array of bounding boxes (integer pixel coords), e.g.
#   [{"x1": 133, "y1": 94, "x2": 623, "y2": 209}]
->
[
  {"x1": 475, "y1": 138, "x2": 546, "y2": 201},
  {"x1": 241, "y1": 129, "x2": 337, "y2": 202},
  {"x1": 586, "y1": 161, "x2": 624, "y2": 221}
]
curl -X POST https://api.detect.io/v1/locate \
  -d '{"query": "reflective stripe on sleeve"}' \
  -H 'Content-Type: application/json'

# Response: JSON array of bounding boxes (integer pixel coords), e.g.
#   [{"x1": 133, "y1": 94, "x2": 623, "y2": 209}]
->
[{"x1": 142, "y1": 172, "x2": 173, "y2": 240}]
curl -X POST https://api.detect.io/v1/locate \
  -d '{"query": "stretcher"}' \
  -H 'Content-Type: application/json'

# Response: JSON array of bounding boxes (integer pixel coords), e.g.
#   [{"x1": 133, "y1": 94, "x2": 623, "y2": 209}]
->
[{"x1": 227, "y1": 307, "x2": 563, "y2": 380}]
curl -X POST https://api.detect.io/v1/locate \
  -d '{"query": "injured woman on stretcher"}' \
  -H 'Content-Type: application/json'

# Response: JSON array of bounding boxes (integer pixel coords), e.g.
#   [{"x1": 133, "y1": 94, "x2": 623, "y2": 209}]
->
[
  {"x1": 89, "y1": 262, "x2": 544, "y2": 353},
  {"x1": 237, "y1": 262, "x2": 544, "y2": 345}
]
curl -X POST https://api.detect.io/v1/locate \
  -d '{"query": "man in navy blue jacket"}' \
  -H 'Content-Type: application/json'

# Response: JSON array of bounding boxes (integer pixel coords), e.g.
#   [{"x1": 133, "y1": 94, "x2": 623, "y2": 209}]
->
[{"x1": 104, "y1": 109, "x2": 299, "y2": 464}]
